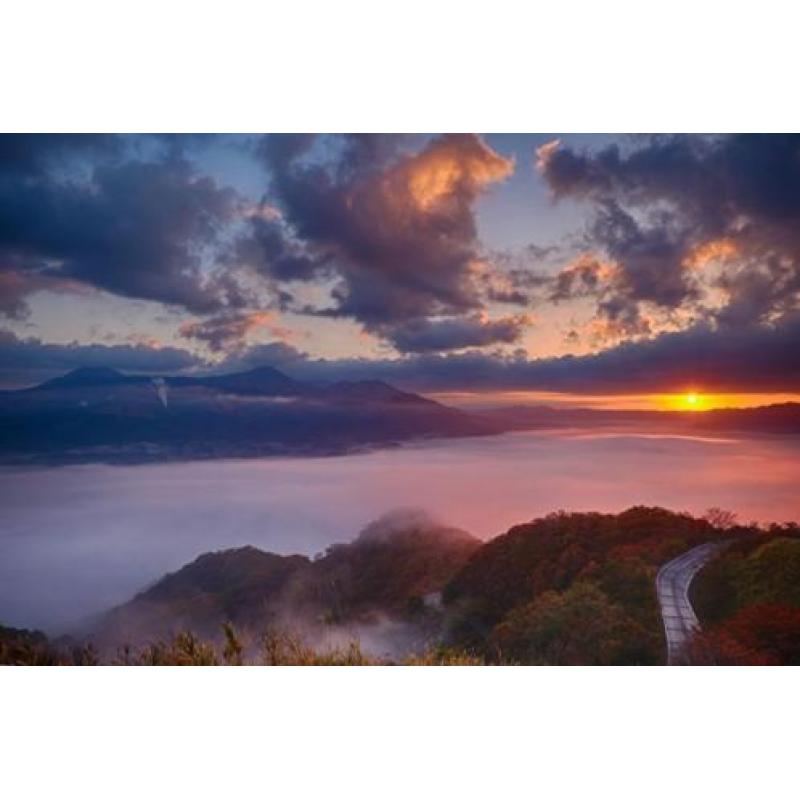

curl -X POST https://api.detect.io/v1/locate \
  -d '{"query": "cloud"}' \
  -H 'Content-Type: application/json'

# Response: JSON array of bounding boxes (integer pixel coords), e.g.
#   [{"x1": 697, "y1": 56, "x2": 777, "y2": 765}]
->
[
  {"x1": 9, "y1": 313, "x2": 797, "y2": 396},
  {"x1": 230, "y1": 315, "x2": 800, "y2": 395},
  {"x1": 241, "y1": 133, "x2": 515, "y2": 350},
  {"x1": 0, "y1": 134, "x2": 522, "y2": 359},
  {"x1": 233, "y1": 210, "x2": 331, "y2": 283},
  {"x1": 0, "y1": 268, "x2": 86, "y2": 319},
  {"x1": 216, "y1": 340, "x2": 305, "y2": 372},
  {"x1": 0, "y1": 329, "x2": 204, "y2": 387},
  {"x1": 538, "y1": 134, "x2": 800, "y2": 329},
  {"x1": 0, "y1": 134, "x2": 124, "y2": 177},
  {"x1": 387, "y1": 313, "x2": 531, "y2": 354},
  {"x1": 179, "y1": 310, "x2": 294, "y2": 354},
  {"x1": 549, "y1": 253, "x2": 616, "y2": 303},
  {"x1": 0, "y1": 138, "x2": 242, "y2": 317}
]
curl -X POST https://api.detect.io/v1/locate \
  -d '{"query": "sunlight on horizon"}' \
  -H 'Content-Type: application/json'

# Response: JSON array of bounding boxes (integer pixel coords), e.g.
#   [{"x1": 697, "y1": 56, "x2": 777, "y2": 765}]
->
[{"x1": 430, "y1": 390, "x2": 800, "y2": 411}]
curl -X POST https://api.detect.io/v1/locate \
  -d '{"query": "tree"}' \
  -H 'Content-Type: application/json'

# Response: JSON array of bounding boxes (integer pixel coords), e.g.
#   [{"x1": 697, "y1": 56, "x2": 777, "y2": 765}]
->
[
  {"x1": 490, "y1": 581, "x2": 658, "y2": 665},
  {"x1": 690, "y1": 604, "x2": 800, "y2": 665},
  {"x1": 703, "y1": 507, "x2": 738, "y2": 530}
]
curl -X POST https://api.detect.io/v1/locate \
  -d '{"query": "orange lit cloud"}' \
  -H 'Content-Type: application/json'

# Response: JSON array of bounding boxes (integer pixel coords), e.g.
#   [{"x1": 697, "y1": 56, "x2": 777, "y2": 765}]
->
[
  {"x1": 397, "y1": 135, "x2": 514, "y2": 211},
  {"x1": 550, "y1": 253, "x2": 618, "y2": 302},
  {"x1": 240, "y1": 202, "x2": 283, "y2": 222},
  {"x1": 683, "y1": 238, "x2": 740, "y2": 269},
  {"x1": 254, "y1": 133, "x2": 518, "y2": 352},
  {"x1": 535, "y1": 139, "x2": 561, "y2": 172},
  {"x1": 125, "y1": 333, "x2": 166, "y2": 350},
  {"x1": 584, "y1": 314, "x2": 652, "y2": 346}
]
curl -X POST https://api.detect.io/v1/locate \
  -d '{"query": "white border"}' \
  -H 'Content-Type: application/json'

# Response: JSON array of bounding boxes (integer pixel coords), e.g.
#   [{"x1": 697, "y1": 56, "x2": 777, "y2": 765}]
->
[
  {"x1": 2, "y1": 0, "x2": 798, "y2": 132},
  {"x1": 2, "y1": 666, "x2": 798, "y2": 799},
  {"x1": 2, "y1": 2, "x2": 798, "y2": 796}
]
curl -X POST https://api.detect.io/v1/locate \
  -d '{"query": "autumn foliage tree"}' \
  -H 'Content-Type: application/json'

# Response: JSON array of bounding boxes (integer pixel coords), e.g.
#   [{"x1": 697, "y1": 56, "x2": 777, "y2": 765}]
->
[
  {"x1": 690, "y1": 604, "x2": 800, "y2": 665},
  {"x1": 444, "y1": 507, "x2": 721, "y2": 662},
  {"x1": 490, "y1": 582, "x2": 660, "y2": 665}
]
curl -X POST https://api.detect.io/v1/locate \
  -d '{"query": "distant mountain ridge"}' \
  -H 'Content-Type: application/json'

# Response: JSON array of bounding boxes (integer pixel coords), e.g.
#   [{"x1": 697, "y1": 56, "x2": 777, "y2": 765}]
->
[
  {"x1": 2, "y1": 366, "x2": 798, "y2": 464},
  {"x1": 35, "y1": 366, "x2": 143, "y2": 390},
  {"x1": 30, "y1": 365, "x2": 435, "y2": 405},
  {"x1": 0, "y1": 365, "x2": 498, "y2": 463}
]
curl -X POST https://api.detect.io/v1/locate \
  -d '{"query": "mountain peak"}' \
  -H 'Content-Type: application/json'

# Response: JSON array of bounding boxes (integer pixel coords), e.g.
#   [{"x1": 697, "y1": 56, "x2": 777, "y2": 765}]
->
[
  {"x1": 242, "y1": 366, "x2": 289, "y2": 377},
  {"x1": 37, "y1": 367, "x2": 129, "y2": 390},
  {"x1": 325, "y1": 379, "x2": 435, "y2": 406},
  {"x1": 199, "y1": 365, "x2": 306, "y2": 396}
]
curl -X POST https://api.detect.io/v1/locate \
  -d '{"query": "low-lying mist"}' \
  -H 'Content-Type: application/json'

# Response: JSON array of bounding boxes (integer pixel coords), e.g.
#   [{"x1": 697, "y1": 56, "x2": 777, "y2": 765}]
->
[{"x1": 2, "y1": 428, "x2": 800, "y2": 633}]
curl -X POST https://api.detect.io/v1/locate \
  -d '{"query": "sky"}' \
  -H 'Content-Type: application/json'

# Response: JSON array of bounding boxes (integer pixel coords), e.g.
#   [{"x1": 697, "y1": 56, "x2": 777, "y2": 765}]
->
[{"x1": 1, "y1": 133, "x2": 799, "y2": 408}]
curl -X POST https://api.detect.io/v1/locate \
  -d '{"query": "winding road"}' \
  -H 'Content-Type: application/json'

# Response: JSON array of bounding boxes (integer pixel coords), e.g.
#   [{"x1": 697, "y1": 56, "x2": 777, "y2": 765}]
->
[{"x1": 656, "y1": 541, "x2": 728, "y2": 665}]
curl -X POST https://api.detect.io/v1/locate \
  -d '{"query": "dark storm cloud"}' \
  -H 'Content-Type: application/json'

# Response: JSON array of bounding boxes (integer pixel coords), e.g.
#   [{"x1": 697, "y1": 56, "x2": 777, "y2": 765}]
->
[
  {"x1": 234, "y1": 212, "x2": 330, "y2": 283},
  {"x1": 0, "y1": 135, "x2": 242, "y2": 316},
  {"x1": 0, "y1": 329, "x2": 204, "y2": 387},
  {"x1": 232, "y1": 315, "x2": 800, "y2": 395},
  {"x1": 538, "y1": 134, "x2": 800, "y2": 326},
  {"x1": 0, "y1": 134, "x2": 124, "y2": 177},
  {"x1": 505, "y1": 316, "x2": 800, "y2": 393},
  {"x1": 589, "y1": 200, "x2": 699, "y2": 307},
  {"x1": 715, "y1": 254, "x2": 800, "y2": 328},
  {"x1": 538, "y1": 135, "x2": 711, "y2": 203},
  {"x1": 387, "y1": 314, "x2": 530, "y2": 354},
  {"x1": 242, "y1": 133, "x2": 517, "y2": 348}
]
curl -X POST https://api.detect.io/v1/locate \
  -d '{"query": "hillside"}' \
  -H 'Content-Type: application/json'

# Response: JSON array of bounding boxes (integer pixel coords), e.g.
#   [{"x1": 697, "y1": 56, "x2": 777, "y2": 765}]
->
[
  {"x1": 96, "y1": 547, "x2": 312, "y2": 645},
  {"x1": 689, "y1": 530, "x2": 800, "y2": 664},
  {"x1": 443, "y1": 507, "x2": 724, "y2": 664},
  {"x1": 91, "y1": 510, "x2": 480, "y2": 653},
  {"x1": 5, "y1": 506, "x2": 799, "y2": 665}
]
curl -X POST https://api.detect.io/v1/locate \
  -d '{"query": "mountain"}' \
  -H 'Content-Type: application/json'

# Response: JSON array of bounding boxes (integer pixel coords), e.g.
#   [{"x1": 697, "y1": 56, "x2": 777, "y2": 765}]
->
[
  {"x1": 95, "y1": 547, "x2": 312, "y2": 646},
  {"x1": 443, "y1": 507, "x2": 719, "y2": 650},
  {"x1": 171, "y1": 366, "x2": 310, "y2": 397},
  {"x1": 322, "y1": 380, "x2": 436, "y2": 406},
  {"x1": 7, "y1": 365, "x2": 797, "y2": 464},
  {"x1": 0, "y1": 366, "x2": 501, "y2": 463},
  {"x1": 36, "y1": 366, "x2": 145, "y2": 391},
  {"x1": 293, "y1": 511, "x2": 480, "y2": 622},
  {"x1": 91, "y1": 511, "x2": 480, "y2": 650}
]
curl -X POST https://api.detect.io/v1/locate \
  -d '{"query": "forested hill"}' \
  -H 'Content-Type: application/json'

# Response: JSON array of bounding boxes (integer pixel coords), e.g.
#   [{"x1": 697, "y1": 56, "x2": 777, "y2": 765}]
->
[{"x1": 2, "y1": 507, "x2": 798, "y2": 665}]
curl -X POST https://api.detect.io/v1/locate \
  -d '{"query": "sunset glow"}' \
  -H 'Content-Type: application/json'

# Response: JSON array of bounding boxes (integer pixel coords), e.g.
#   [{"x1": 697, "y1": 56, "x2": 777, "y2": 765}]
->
[
  {"x1": 430, "y1": 391, "x2": 800, "y2": 412},
  {"x1": 682, "y1": 392, "x2": 701, "y2": 410}
]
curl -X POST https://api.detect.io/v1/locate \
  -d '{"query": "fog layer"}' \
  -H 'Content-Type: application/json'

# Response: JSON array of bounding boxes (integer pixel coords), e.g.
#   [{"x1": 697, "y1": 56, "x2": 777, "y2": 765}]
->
[{"x1": 2, "y1": 429, "x2": 799, "y2": 631}]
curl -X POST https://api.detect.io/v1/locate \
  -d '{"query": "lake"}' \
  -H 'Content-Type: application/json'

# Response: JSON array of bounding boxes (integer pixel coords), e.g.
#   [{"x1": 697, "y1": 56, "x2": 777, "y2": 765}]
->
[{"x1": 2, "y1": 428, "x2": 799, "y2": 632}]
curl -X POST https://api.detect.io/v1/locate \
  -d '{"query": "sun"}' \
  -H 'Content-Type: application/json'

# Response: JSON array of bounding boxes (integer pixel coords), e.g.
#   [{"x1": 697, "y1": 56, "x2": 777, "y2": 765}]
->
[{"x1": 683, "y1": 392, "x2": 702, "y2": 409}]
